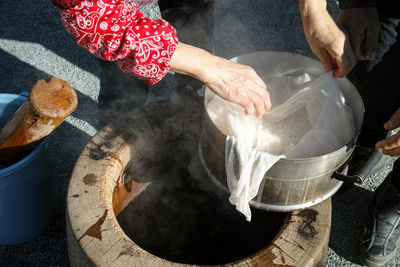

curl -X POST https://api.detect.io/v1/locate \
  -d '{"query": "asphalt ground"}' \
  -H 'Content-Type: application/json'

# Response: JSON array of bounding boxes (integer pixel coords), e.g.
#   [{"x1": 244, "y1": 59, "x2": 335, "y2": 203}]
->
[{"x1": 0, "y1": 0, "x2": 399, "y2": 266}]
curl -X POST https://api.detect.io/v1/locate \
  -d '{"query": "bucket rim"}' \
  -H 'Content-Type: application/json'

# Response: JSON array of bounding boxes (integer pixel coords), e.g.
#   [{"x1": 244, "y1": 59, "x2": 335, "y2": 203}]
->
[
  {"x1": 0, "y1": 92, "x2": 27, "y2": 102},
  {"x1": 0, "y1": 140, "x2": 47, "y2": 177}
]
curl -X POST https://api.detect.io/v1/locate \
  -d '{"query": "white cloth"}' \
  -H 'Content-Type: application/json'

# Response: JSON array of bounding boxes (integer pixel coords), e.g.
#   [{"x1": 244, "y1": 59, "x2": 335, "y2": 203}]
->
[
  {"x1": 222, "y1": 71, "x2": 355, "y2": 221},
  {"x1": 226, "y1": 135, "x2": 283, "y2": 221}
]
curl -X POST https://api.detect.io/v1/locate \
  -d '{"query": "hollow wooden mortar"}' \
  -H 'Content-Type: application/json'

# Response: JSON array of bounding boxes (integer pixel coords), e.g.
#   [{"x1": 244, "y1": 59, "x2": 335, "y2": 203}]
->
[{"x1": 66, "y1": 99, "x2": 331, "y2": 267}]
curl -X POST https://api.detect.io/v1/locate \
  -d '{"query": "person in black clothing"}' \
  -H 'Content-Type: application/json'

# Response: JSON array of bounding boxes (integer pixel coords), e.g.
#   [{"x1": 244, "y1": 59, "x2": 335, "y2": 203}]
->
[{"x1": 338, "y1": 0, "x2": 400, "y2": 265}]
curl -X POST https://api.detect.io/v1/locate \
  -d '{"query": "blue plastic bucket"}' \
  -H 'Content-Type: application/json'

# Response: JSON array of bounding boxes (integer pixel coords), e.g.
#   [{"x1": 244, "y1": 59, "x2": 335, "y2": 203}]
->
[{"x1": 0, "y1": 92, "x2": 54, "y2": 245}]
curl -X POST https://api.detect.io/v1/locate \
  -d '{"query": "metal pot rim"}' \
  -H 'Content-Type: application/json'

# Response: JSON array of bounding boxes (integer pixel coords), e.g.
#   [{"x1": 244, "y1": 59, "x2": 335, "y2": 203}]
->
[{"x1": 203, "y1": 51, "x2": 365, "y2": 162}]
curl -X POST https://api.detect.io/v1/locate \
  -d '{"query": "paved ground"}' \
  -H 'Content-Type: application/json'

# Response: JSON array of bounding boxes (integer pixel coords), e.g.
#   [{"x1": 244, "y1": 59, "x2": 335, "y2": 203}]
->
[{"x1": 0, "y1": 0, "x2": 399, "y2": 266}]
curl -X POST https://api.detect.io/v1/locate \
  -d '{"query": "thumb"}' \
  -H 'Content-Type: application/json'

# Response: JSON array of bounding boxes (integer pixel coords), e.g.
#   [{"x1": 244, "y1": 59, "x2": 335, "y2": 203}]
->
[
  {"x1": 315, "y1": 49, "x2": 335, "y2": 72},
  {"x1": 384, "y1": 108, "x2": 400, "y2": 130}
]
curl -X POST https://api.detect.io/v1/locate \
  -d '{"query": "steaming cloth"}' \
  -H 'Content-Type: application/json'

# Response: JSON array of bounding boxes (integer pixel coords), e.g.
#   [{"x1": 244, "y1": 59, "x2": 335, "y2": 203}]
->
[{"x1": 222, "y1": 72, "x2": 355, "y2": 221}]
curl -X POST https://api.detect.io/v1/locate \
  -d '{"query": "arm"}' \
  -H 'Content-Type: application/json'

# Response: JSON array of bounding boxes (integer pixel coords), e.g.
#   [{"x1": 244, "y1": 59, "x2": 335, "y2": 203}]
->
[
  {"x1": 53, "y1": 0, "x2": 270, "y2": 117},
  {"x1": 299, "y1": 0, "x2": 356, "y2": 77},
  {"x1": 53, "y1": 0, "x2": 178, "y2": 85},
  {"x1": 170, "y1": 43, "x2": 271, "y2": 117}
]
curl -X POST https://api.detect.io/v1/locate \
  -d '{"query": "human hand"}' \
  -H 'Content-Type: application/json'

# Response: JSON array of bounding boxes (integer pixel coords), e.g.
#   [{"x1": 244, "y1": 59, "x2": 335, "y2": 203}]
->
[
  {"x1": 337, "y1": 8, "x2": 380, "y2": 60},
  {"x1": 300, "y1": 2, "x2": 356, "y2": 77},
  {"x1": 170, "y1": 43, "x2": 271, "y2": 118},
  {"x1": 375, "y1": 108, "x2": 400, "y2": 157},
  {"x1": 200, "y1": 57, "x2": 271, "y2": 118}
]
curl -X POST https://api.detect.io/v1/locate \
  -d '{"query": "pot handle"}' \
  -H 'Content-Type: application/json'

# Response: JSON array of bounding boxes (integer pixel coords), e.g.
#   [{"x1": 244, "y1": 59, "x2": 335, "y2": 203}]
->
[{"x1": 332, "y1": 149, "x2": 382, "y2": 184}]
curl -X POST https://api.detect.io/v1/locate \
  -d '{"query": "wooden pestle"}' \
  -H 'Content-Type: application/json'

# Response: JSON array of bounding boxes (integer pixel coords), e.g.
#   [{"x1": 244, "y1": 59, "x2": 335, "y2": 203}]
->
[{"x1": 0, "y1": 77, "x2": 78, "y2": 163}]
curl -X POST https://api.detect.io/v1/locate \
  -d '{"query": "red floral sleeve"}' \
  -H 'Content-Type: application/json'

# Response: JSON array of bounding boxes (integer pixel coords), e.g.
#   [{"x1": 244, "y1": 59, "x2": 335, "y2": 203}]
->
[{"x1": 54, "y1": 0, "x2": 178, "y2": 85}]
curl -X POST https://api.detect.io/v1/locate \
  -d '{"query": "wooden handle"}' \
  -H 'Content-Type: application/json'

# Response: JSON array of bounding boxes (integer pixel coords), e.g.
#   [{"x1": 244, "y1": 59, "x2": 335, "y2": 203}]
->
[{"x1": 0, "y1": 77, "x2": 78, "y2": 162}]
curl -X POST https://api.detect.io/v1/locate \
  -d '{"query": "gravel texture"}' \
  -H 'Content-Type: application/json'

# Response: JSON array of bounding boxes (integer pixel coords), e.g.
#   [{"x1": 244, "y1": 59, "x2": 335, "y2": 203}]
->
[{"x1": 0, "y1": 0, "x2": 399, "y2": 266}]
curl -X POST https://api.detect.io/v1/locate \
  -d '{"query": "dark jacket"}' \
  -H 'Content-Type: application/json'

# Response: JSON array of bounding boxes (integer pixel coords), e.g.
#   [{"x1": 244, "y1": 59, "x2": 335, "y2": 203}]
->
[{"x1": 339, "y1": 0, "x2": 399, "y2": 19}]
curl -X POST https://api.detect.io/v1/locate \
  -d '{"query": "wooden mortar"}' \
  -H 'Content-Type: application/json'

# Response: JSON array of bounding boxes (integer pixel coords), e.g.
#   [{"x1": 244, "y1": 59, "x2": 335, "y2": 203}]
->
[{"x1": 66, "y1": 99, "x2": 331, "y2": 267}]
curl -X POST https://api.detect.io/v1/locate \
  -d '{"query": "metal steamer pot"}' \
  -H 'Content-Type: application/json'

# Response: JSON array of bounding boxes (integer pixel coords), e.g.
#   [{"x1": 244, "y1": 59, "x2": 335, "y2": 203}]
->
[{"x1": 199, "y1": 51, "x2": 365, "y2": 212}]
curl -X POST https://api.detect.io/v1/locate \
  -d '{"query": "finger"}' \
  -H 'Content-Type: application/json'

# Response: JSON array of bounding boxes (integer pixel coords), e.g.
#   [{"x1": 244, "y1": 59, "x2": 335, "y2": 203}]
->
[
  {"x1": 232, "y1": 94, "x2": 255, "y2": 116},
  {"x1": 384, "y1": 108, "x2": 400, "y2": 130},
  {"x1": 232, "y1": 79, "x2": 266, "y2": 118},
  {"x1": 263, "y1": 90, "x2": 272, "y2": 111},
  {"x1": 245, "y1": 104, "x2": 255, "y2": 116},
  {"x1": 363, "y1": 25, "x2": 380, "y2": 60},
  {"x1": 381, "y1": 146, "x2": 400, "y2": 157},
  {"x1": 252, "y1": 87, "x2": 271, "y2": 114},
  {"x1": 333, "y1": 45, "x2": 356, "y2": 77},
  {"x1": 247, "y1": 68, "x2": 267, "y2": 90},
  {"x1": 246, "y1": 91, "x2": 266, "y2": 118},
  {"x1": 375, "y1": 132, "x2": 400, "y2": 151},
  {"x1": 244, "y1": 69, "x2": 271, "y2": 112},
  {"x1": 315, "y1": 49, "x2": 335, "y2": 73},
  {"x1": 333, "y1": 58, "x2": 348, "y2": 78},
  {"x1": 333, "y1": 64, "x2": 345, "y2": 78},
  {"x1": 249, "y1": 81, "x2": 271, "y2": 112},
  {"x1": 255, "y1": 87, "x2": 271, "y2": 114},
  {"x1": 246, "y1": 75, "x2": 268, "y2": 99}
]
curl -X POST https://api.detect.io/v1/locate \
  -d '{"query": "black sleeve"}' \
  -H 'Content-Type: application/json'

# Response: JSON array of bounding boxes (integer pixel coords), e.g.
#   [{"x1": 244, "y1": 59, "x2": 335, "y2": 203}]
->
[{"x1": 338, "y1": 0, "x2": 377, "y2": 9}]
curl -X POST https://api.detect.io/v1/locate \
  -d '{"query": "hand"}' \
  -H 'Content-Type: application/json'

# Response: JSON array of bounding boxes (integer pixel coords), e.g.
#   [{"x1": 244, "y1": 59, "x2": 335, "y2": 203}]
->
[
  {"x1": 170, "y1": 43, "x2": 271, "y2": 118},
  {"x1": 300, "y1": 2, "x2": 356, "y2": 77},
  {"x1": 200, "y1": 57, "x2": 271, "y2": 118},
  {"x1": 375, "y1": 108, "x2": 400, "y2": 157},
  {"x1": 337, "y1": 8, "x2": 380, "y2": 60}
]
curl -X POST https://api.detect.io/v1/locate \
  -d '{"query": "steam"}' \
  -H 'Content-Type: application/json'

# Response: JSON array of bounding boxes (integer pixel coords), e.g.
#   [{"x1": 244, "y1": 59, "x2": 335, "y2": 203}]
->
[
  {"x1": 101, "y1": 1, "x2": 343, "y2": 264},
  {"x1": 114, "y1": 98, "x2": 286, "y2": 264}
]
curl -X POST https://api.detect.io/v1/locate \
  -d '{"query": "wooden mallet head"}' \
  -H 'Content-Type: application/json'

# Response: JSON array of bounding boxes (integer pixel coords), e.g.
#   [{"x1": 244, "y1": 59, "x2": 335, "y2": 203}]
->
[{"x1": 0, "y1": 77, "x2": 78, "y2": 163}]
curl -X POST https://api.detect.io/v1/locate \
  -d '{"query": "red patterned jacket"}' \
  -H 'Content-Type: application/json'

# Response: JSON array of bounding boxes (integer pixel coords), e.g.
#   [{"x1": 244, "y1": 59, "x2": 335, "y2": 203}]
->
[{"x1": 51, "y1": 0, "x2": 178, "y2": 85}]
